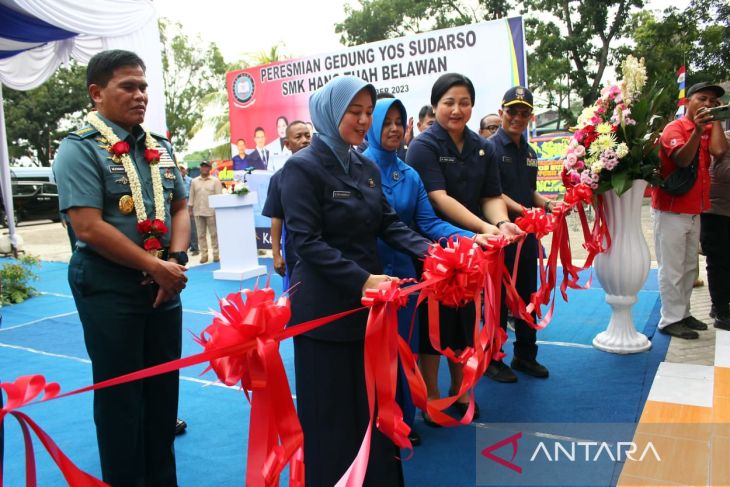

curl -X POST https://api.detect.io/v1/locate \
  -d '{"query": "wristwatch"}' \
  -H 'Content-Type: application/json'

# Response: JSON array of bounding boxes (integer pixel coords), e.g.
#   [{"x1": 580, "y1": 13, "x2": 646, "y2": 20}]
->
[
  {"x1": 168, "y1": 251, "x2": 189, "y2": 266},
  {"x1": 496, "y1": 220, "x2": 510, "y2": 229}
]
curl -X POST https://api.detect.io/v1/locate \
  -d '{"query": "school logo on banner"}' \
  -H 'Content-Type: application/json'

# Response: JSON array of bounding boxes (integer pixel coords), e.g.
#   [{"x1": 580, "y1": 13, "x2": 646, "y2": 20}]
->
[{"x1": 232, "y1": 72, "x2": 255, "y2": 105}]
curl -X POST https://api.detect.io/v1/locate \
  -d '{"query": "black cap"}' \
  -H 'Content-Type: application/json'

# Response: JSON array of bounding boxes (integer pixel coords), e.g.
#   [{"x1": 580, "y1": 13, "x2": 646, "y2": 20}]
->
[
  {"x1": 686, "y1": 81, "x2": 725, "y2": 99},
  {"x1": 199, "y1": 160, "x2": 211, "y2": 167},
  {"x1": 502, "y1": 86, "x2": 533, "y2": 109}
]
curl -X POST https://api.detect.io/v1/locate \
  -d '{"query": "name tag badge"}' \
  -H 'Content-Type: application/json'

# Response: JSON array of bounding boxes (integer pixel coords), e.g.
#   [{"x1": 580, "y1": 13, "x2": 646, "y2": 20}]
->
[
  {"x1": 526, "y1": 158, "x2": 539, "y2": 167},
  {"x1": 439, "y1": 156, "x2": 456, "y2": 164},
  {"x1": 332, "y1": 190, "x2": 351, "y2": 199},
  {"x1": 109, "y1": 166, "x2": 126, "y2": 173},
  {"x1": 501, "y1": 156, "x2": 513, "y2": 163}
]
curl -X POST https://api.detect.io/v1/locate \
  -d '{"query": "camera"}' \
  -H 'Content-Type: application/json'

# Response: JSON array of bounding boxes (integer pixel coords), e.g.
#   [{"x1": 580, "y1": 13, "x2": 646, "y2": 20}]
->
[{"x1": 708, "y1": 104, "x2": 730, "y2": 121}]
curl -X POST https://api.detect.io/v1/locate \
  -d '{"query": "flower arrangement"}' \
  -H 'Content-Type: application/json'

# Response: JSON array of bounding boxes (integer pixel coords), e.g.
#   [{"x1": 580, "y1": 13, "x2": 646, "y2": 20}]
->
[
  {"x1": 224, "y1": 177, "x2": 249, "y2": 196},
  {"x1": 561, "y1": 55, "x2": 670, "y2": 195}
]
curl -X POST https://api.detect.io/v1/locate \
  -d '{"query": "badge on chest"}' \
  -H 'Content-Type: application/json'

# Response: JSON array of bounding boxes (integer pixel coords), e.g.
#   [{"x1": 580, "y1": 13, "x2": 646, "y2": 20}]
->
[
  {"x1": 332, "y1": 190, "x2": 351, "y2": 199},
  {"x1": 526, "y1": 158, "x2": 539, "y2": 167}
]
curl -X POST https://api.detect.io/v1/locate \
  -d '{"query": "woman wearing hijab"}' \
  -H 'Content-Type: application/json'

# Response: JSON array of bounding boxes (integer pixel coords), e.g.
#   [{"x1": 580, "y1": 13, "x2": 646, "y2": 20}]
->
[
  {"x1": 362, "y1": 98, "x2": 491, "y2": 441},
  {"x1": 406, "y1": 73, "x2": 523, "y2": 426},
  {"x1": 279, "y1": 76, "x2": 430, "y2": 486}
]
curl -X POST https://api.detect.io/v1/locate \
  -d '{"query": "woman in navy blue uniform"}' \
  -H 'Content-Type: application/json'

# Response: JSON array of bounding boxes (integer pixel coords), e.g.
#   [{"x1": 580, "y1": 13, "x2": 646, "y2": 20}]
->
[
  {"x1": 280, "y1": 76, "x2": 430, "y2": 486},
  {"x1": 363, "y1": 97, "x2": 490, "y2": 441},
  {"x1": 405, "y1": 73, "x2": 523, "y2": 425}
]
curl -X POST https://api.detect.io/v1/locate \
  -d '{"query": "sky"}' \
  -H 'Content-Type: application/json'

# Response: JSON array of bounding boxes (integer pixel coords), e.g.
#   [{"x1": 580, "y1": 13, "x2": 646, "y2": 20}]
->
[{"x1": 152, "y1": 0, "x2": 691, "y2": 154}]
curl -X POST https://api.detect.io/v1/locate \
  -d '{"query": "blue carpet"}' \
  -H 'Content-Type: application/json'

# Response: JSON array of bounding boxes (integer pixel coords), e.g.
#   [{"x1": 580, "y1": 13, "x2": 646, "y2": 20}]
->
[{"x1": 0, "y1": 259, "x2": 666, "y2": 486}]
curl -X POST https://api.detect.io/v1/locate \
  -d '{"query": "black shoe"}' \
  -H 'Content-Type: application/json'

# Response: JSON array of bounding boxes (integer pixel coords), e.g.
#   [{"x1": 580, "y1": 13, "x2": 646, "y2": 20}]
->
[
  {"x1": 422, "y1": 411, "x2": 441, "y2": 428},
  {"x1": 452, "y1": 400, "x2": 480, "y2": 421},
  {"x1": 408, "y1": 429, "x2": 422, "y2": 447},
  {"x1": 485, "y1": 360, "x2": 518, "y2": 383},
  {"x1": 710, "y1": 306, "x2": 718, "y2": 319},
  {"x1": 659, "y1": 322, "x2": 699, "y2": 339},
  {"x1": 175, "y1": 418, "x2": 187, "y2": 435},
  {"x1": 511, "y1": 356, "x2": 549, "y2": 378},
  {"x1": 683, "y1": 316, "x2": 708, "y2": 331},
  {"x1": 715, "y1": 311, "x2": 730, "y2": 331}
]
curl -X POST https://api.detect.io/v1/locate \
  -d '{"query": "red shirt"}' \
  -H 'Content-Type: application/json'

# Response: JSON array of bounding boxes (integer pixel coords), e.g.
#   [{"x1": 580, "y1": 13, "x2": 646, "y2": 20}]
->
[{"x1": 652, "y1": 116, "x2": 712, "y2": 214}]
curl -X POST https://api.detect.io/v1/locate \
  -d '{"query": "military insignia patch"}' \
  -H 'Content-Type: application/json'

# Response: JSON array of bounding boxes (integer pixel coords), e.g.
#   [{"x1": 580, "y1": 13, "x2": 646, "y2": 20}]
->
[
  {"x1": 158, "y1": 146, "x2": 176, "y2": 168},
  {"x1": 118, "y1": 195, "x2": 135, "y2": 215}
]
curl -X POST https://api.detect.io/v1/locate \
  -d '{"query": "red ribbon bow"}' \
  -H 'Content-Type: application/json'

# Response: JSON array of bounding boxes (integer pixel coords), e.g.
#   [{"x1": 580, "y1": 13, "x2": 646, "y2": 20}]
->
[{"x1": 196, "y1": 288, "x2": 304, "y2": 487}]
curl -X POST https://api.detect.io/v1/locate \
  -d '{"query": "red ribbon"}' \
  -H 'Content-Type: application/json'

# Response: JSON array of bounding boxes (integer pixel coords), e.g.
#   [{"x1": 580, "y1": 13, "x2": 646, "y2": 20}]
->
[
  {"x1": 196, "y1": 288, "x2": 304, "y2": 487},
  {"x1": 0, "y1": 200, "x2": 613, "y2": 485},
  {"x1": 0, "y1": 375, "x2": 108, "y2": 487}
]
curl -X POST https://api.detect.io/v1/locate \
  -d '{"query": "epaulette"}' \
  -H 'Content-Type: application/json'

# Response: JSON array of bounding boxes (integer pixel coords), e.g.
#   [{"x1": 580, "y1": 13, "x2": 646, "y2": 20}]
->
[
  {"x1": 149, "y1": 131, "x2": 170, "y2": 141},
  {"x1": 68, "y1": 125, "x2": 99, "y2": 139}
]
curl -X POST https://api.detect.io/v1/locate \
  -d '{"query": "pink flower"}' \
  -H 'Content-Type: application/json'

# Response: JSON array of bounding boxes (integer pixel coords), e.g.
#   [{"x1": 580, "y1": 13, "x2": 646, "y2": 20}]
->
[
  {"x1": 574, "y1": 160, "x2": 585, "y2": 170},
  {"x1": 580, "y1": 171, "x2": 594, "y2": 185},
  {"x1": 574, "y1": 145, "x2": 586, "y2": 157},
  {"x1": 566, "y1": 153, "x2": 578, "y2": 166},
  {"x1": 591, "y1": 116, "x2": 602, "y2": 125}
]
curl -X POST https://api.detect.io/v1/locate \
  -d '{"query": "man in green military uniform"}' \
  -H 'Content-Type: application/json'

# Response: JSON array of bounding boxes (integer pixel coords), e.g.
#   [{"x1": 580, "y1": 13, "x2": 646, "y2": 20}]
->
[{"x1": 54, "y1": 49, "x2": 189, "y2": 486}]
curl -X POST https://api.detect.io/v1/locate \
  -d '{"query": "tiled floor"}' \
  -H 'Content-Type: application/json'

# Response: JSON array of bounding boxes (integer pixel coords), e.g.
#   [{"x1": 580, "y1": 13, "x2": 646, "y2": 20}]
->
[{"x1": 617, "y1": 330, "x2": 730, "y2": 486}]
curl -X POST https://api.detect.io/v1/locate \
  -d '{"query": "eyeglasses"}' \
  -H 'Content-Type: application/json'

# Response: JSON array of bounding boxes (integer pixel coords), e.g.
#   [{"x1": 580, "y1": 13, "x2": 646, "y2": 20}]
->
[
  {"x1": 481, "y1": 125, "x2": 499, "y2": 132},
  {"x1": 505, "y1": 107, "x2": 533, "y2": 119}
]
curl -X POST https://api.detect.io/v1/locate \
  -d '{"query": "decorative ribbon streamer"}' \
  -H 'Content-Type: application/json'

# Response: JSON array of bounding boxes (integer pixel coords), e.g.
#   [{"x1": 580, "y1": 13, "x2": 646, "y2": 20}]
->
[
  {"x1": 0, "y1": 375, "x2": 108, "y2": 487},
  {"x1": 0, "y1": 197, "x2": 612, "y2": 486},
  {"x1": 195, "y1": 287, "x2": 304, "y2": 487}
]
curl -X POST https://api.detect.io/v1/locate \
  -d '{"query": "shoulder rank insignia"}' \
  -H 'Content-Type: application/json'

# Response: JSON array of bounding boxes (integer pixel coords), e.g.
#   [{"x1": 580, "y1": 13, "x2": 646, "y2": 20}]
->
[
  {"x1": 69, "y1": 125, "x2": 99, "y2": 139},
  {"x1": 163, "y1": 168, "x2": 176, "y2": 180}
]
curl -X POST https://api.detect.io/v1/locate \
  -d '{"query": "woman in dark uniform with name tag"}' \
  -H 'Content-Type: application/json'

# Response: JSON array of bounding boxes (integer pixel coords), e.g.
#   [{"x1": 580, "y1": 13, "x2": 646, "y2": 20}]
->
[
  {"x1": 406, "y1": 73, "x2": 523, "y2": 425},
  {"x1": 280, "y1": 76, "x2": 430, "y2": 486}
]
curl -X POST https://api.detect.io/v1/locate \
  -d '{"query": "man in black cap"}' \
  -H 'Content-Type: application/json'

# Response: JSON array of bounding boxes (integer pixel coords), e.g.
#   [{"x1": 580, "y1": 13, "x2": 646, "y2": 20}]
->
[
  {"x1": 188, "y1": 160, "x2": 223, "y2": 263},
  {"x1": 485, "y1": 86, "x2": 554, "y2": 382},
  {"x1": 653, "y1": 81, "x2": 728, "y2": 339}
]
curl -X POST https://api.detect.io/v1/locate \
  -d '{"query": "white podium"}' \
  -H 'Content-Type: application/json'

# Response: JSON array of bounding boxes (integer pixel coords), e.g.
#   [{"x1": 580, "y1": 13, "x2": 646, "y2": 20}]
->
[{"x1": 209, "y1": 193, "x2": 267, "y2": 281}]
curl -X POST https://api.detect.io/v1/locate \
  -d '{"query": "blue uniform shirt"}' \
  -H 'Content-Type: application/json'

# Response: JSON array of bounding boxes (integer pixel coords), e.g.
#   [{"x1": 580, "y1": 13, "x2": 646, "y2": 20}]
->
[
  {"x1": 262, "y1": 170, "x2": 296, "y2": 284},
  {"x1": 406, "y1": 121, "x2": 502, "y2": 221},
  {"x1": 488, "y1": 127, "x2": 538, "y2": 207},
  {"x1": 54, "y1": 114, "x2": 185, "y2": 250}
]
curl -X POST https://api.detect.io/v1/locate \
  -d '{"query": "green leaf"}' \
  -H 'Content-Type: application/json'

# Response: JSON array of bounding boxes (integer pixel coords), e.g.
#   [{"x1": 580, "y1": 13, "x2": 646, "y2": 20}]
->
[{"x1": 611, "y1": 171, "x2": 631, "y2": 195}]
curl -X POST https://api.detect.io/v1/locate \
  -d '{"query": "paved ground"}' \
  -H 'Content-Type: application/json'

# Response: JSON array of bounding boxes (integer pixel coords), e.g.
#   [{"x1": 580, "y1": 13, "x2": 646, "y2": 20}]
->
[{"x1": 3, "y1": 198, "x2": 716, "y2": 367}]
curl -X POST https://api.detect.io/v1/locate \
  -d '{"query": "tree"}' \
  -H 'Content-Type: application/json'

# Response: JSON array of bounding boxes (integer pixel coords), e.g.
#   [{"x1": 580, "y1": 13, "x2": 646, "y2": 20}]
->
[
  {"x1": 336, "y1": 0, "x2": 643, "y2": 128},
  {"x1": 159, "y1": 18, "x2": 227, "y2": 152},
  {"x1": 615, "y1": 0, "x2": 729, "y2": 118},
  {"x1": 335, "y1": 0, "x2": 511, "y2": 46},
  {"x1": 3, "y1": 62, "x2": 88, "y2": 166}
]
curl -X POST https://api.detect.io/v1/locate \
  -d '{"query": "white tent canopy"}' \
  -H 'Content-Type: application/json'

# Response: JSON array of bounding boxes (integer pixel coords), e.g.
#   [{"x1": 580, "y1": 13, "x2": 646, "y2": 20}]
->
[{"x1": 0, "y1": 0, "x2": 167, "y2": 251}]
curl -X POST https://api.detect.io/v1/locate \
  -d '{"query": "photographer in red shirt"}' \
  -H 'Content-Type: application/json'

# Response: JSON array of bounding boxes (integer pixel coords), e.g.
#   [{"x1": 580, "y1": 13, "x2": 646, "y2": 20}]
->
[{"x1": 652, "y1": 82, "x2": 728, "y2": 339}]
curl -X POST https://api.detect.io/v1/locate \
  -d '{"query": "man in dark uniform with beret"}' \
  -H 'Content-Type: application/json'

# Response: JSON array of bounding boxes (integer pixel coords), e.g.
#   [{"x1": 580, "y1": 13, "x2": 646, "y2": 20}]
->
[
  {"x1": 54, "y1": 49, "x2": 189, "y2": 486},
  {"x1": 485, "y1": 86, "x2": 553, "y2": 382}
]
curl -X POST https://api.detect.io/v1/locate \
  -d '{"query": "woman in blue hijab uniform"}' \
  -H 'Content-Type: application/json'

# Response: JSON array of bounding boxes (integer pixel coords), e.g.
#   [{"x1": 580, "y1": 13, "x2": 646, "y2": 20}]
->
[
  {"x1": 406, "y1": 73, "x2": 523, "y2": 426},
  {"x1": 363, "y1": 98, "x2": 489, "y2": 444},
  {"x1": 279, "y1": 76, "x2": 430, "y2": 486}
]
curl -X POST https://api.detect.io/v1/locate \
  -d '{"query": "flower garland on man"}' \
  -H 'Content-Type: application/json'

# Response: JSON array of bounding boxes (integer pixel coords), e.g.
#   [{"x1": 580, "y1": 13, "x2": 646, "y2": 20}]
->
[{"x1": 53, "y1": 50, "x2": 191, "y2": 486}]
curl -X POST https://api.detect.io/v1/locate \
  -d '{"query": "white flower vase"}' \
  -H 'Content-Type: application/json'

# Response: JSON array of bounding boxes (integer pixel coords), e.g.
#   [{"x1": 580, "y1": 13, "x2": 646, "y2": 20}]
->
[{"x1": 592, "y1": 179, "x2": 652, "y2": 354}]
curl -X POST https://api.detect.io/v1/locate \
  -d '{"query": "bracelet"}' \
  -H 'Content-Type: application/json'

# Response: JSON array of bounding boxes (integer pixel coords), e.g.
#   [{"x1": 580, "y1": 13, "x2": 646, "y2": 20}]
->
[{"x1": 496, "y1": 220, "x2": 510, "y2": 228}]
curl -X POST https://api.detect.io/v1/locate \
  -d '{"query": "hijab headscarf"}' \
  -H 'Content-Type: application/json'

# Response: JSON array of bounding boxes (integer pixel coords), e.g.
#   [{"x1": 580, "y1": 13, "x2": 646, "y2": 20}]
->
[
  {"x1": 363, "y1": 98, "x2": 407, "y2": 173},
  {"x1": 309, "y1": 75, "x2": 376, "y2": 173}
]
